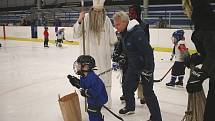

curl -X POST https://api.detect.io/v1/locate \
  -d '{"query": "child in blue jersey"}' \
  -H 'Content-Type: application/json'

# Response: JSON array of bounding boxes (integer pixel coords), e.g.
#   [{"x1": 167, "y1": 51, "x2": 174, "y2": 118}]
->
[{"x1": 68, "y1": 55, "x2": 108, "y2": 121}]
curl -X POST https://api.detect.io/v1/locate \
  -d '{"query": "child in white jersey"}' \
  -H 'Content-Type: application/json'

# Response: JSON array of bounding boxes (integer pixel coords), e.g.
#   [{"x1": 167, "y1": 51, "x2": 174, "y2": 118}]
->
[
  {"x1": 166, "y1": 30, "x2": 190, "y2": 87},
  {"x1": 56, "y1": 28, "x2": 65, "y2": 47}
]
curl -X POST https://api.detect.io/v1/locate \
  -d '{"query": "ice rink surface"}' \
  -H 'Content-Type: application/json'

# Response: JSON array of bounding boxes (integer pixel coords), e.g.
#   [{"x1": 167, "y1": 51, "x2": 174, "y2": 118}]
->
[{"x1": 0, "y1": 40, "x2": 209, "y2": 121}]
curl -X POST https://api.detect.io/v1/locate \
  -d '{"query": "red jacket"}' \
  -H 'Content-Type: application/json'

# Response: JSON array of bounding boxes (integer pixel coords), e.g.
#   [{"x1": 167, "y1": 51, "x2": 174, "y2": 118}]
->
[{"x1": 44, "y1": 30, "x2": 49, "y2": 38}]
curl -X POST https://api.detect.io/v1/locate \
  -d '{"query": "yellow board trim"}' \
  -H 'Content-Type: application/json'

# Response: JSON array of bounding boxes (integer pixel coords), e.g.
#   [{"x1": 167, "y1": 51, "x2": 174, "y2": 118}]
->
[
  {"x1": 0, "y1": 37, "x2": 197, "y2": 53},
  {"x1": 153, "y1": 47, "x2": 197, "y2": 54},
  {"x1": 0, "y1": 37, "x2": 80, "y2": 45}
]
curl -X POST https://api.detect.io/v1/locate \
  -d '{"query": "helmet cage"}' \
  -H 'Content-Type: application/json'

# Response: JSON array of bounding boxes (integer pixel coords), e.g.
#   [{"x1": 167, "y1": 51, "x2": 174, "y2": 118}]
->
[{"x1": 73, "y1": 55, "x2": 96, "y2": 75}]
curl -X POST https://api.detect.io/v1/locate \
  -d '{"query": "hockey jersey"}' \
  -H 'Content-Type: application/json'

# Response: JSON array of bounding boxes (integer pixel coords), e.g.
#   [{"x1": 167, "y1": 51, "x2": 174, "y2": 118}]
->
[
  {"x1": 80, "y1": 71, "x2": 108, "y2": 106},
  {"x1": 175, "y1": 40, "x2": 189, "y2": 62},
  {"x1": 57, "y1": 31, "x2": 64, "y2": 40}
]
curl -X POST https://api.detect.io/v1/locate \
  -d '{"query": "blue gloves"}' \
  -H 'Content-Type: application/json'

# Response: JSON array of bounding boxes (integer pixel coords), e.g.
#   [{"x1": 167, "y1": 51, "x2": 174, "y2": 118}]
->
[{"x1": 186, "y1": 67, "x2": 208, "y2": 93}]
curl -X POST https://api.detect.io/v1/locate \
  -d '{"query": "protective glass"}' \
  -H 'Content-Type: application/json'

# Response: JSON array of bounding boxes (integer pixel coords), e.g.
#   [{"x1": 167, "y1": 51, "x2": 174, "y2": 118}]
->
[{"x1": 73, "y1": 61, "x2": 82, "y2": 75}]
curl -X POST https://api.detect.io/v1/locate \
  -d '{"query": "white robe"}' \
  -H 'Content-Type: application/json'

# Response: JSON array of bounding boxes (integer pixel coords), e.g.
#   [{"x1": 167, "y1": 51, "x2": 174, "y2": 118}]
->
[{"x1": 73, "y1": 13, "x2": 117, "y2": 107}]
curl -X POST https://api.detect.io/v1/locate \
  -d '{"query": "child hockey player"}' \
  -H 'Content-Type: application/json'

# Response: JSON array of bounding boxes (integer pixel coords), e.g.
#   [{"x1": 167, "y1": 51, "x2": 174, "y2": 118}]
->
[
  {"x1": 56, "y1": 28, "x2": 65, "y2": 47},
  {"x1": 166, "y1": 30, "x2": 189, "y2": 87},
  {"x1": 43, "y1": 26, "x2": 49, "y2": 47},
  {"x1": 68, "y1": 55, "x2": 108, "y2": 121}
]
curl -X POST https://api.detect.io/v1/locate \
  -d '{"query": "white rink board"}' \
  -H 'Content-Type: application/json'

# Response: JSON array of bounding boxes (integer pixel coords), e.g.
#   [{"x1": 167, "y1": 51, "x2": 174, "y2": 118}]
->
[{"x1": 1, "y1": 26, "x2": 195, "y2": 50}]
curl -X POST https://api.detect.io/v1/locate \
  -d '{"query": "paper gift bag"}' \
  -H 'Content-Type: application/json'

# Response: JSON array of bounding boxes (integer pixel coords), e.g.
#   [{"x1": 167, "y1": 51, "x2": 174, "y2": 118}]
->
[
  {"x1": 182, "y1": 90, "x2": 206, "y2": 121},
  {"x1": 137, "y1": 81, "x2": 144, "y2": 99},
  {"x1": 58, "y1": 92, "x2": 82, "y2": 121}
]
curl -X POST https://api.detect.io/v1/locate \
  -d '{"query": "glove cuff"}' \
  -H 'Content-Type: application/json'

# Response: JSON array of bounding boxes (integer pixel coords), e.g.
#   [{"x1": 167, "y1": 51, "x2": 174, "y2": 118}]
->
[
  {"x1": 141, "y1": 70, "x2": 153, "y2": 76},
  {"x1": 85, "y1": 89, "x2": 90, "y2": 97}
]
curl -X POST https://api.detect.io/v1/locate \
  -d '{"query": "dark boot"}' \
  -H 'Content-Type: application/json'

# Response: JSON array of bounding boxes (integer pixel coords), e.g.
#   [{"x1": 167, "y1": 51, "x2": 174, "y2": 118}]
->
[
  {"x1": 140, "y1": 98, "x2": 146, "y2": 104},
  {"x1": 120, "y1": 95, "x2": 125, "y2": 101},
  {"x1": 119, "y1": 108, "x2": 134, "y2": 115},
  {"x1": 166, "y1": 81, "x2": 175, "y2": 87},
  {"x1": 175, "y1": 80, "x2": 183, "y2": 87}
]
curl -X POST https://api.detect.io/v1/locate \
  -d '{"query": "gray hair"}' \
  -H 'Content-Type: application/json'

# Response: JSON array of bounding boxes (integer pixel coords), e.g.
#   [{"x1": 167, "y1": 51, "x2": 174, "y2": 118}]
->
[{"x1": 113, "y1": 11, "x2": 129, "y2": 22}]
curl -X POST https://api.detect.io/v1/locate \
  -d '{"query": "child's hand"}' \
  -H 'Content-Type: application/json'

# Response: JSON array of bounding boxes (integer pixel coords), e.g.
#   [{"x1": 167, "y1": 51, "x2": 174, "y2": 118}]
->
[
  {"x1": 67, "y1": 75, "x2": 80, "y2": 89},
  {"x1": 78, "y1": 11, "x2": 85, "y2": 23},
  {"x1": 79, "y1": 88, "x2": 90, "y2": 97}
]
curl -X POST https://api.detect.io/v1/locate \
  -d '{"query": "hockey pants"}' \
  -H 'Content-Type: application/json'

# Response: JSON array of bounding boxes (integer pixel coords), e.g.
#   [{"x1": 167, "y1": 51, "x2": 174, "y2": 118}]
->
[{"x1": 88, "y1": 105, "x2": 103, "y2": 121}]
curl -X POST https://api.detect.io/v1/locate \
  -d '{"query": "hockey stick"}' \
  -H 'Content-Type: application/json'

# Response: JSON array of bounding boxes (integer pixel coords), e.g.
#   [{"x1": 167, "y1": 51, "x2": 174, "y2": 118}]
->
[
  {"x1": 80, "y1": 0, "x2": 87, "y2": 112},
  {"x1": 154, "y1": 65, "x2": 173, "y2": 82},
  {"x1": 98, "y1": 67, "x2": 116, "y2": 76},
  {"x1": 67, "y1": 84, "x2": 124, "y2": 121},
  {"x1": 81, "y1": 0, "x2": 86, "y2": 55},
  {"x1": 103, "y1": 105, "x2": 124, "y2": 121}
]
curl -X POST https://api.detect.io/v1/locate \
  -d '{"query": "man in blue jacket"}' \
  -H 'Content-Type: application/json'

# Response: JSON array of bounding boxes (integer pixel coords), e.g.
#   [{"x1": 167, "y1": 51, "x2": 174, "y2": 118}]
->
[{"x1": 113, "y1": 11, "x2": 162, "y2": 121}]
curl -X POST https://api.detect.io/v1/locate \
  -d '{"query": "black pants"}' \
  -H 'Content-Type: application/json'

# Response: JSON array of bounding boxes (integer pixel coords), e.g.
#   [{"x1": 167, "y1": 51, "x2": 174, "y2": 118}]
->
[
  {"x1": 87, "y1": 105, "x2": 103, "y2": 121},
  {"x1": 122, "y1": 67, "x2": 139, "y2": 111},
  {"x1": 171, "y1": 61, "x2": 186, "y2": 76},
  {"x1": 121, "y1": 64, "x2": 127, "y2": 86},
  {"x1": 57, "y1": 39, "x2": 63, "y2": 43},
  {"x1": 44, "y1": 38, "x2": 49, "y2": 46},
  {"x1": 204, "y1": 78, "x2": 215, "y2": 121},
  {"x1": 122, "y1": 67, "x2": 162, "y2": 121}
]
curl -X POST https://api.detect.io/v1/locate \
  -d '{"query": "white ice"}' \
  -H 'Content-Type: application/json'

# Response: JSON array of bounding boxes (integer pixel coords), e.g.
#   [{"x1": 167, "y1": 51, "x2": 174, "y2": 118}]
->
[{"x1": 0, "y1": 40, "x2": 209, "y2": 121}]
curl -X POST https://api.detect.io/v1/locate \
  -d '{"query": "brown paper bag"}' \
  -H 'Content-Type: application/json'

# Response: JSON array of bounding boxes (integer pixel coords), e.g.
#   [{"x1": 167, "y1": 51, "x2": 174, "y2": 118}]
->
[
  {"x1": 58, "y1": 92, "x2": 82, "y2": 121},
  {"x1": 182, "y1": 90, "x2": 206, "y2": 121},
  {"x1": 137, "y1": 81, "x2": 144, "y2": 99}
]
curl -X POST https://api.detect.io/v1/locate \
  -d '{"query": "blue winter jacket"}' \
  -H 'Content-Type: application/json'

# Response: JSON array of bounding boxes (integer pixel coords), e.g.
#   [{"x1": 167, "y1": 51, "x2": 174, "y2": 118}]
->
[
  {"x1": 122, "y1": 23, "x2": 154, "y2": 73},
  {"x1": 80, "y1": 71, "x2": 108, "y2": 106}
]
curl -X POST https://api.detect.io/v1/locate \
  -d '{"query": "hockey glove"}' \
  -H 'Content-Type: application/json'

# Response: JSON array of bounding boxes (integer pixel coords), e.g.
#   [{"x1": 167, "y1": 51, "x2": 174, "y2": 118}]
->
[
  {"x1": 141, "y1": 70, "x2": 153, "y2": 82},
  {"x1": 67, "y1": 75, "x2": 80, "y2": 89},
  {"x1": 184, "y1": 53, "x2": 204, "y2": 68},
  {"x1": 186, "y1": 67, "x2": 208, "y2": 93},
  {"x1": 79, "y1": 88, "x2": 90, "y2": 97},
  {"x1": 112, "y1": 41, "x2": 122, "y2": 62},
  {"x1": 112, "y1": 52, "x2": 120, "y2": 62},
  {"x1": 118, "y1": 53, "x2": 127, "y2": 67}
]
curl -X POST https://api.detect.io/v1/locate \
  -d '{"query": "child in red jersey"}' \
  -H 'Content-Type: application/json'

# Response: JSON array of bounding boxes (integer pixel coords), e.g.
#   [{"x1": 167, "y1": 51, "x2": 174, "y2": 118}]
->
[{"x1": 43, "y1": 26, "x2": 49, "y2": 47}]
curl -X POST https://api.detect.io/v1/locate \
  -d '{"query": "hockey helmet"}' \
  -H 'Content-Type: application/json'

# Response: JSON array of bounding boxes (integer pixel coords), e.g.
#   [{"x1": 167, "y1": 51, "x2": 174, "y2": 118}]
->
[
  {"x1": 73, "y1": 55, "x2": 96, "y2": 75},
  {"x1": 172, "y1": 30, "x2": 185, "y2": 43}
]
